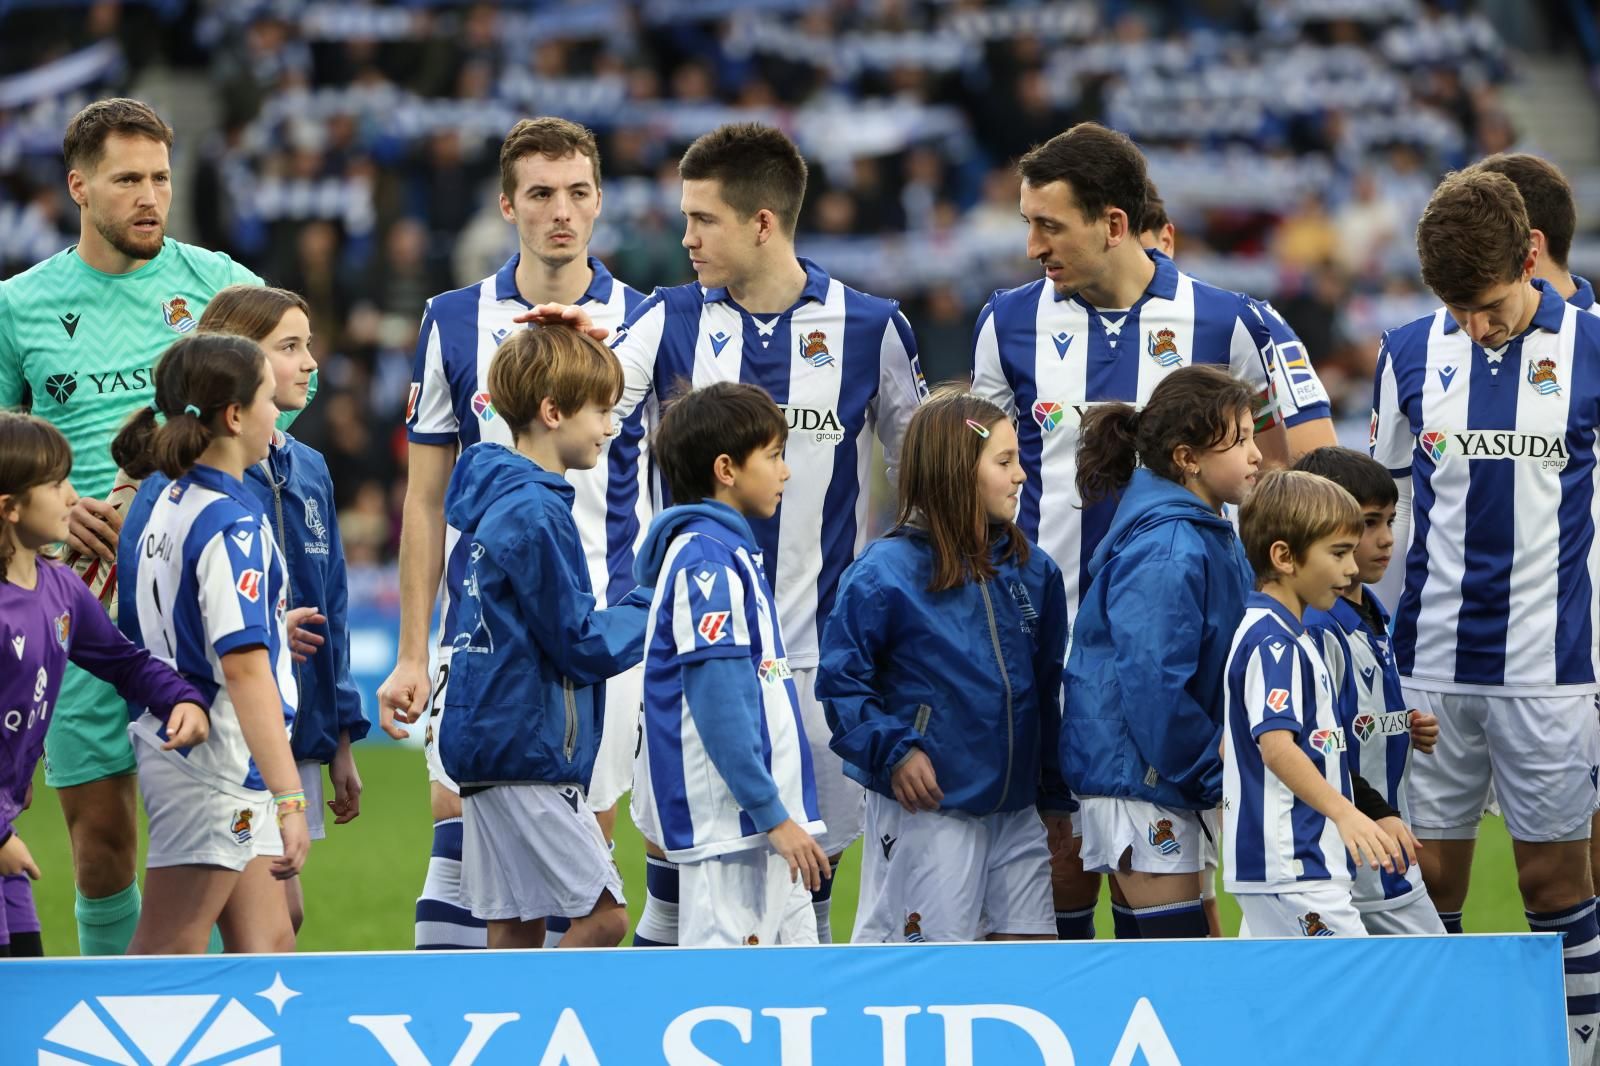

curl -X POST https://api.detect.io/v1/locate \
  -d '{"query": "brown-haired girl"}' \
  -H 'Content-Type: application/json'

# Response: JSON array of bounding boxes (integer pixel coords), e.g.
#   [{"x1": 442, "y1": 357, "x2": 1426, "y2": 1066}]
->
[
  {"x1": 817, "y1": 386, "x2": 1071, "y2": 942},
  {"x1": 1062, "y1": 363, "x2": 1261, "y2": 939},
  {"x1": 111, "y1": 332, "x2": 309, "y2": 953}
]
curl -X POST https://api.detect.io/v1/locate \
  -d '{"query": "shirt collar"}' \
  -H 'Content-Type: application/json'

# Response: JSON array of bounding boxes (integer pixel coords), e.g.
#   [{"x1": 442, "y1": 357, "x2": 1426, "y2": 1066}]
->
[
  {"x1": 1571, "y1": 274, "x2": 1596, "y2": 311},
  {"x1": 1249, "y1": 589, "x2": 1307, "y2": 635},
  {"x1": 493, "y1": 255, "x2": 615, "y2": 307},
  {"x1": 702, "y1": 257, "x2": 831, "y2": 307},
  {"x1": 1055, "y1": 248, "x2": 1179, "y2": 304},
  {"x1": 184, "y1": 462, "x2": 256, "y2": 508},
  {"x1": 1440, "y1": 277, "x2": 1567, "y2": 337}
]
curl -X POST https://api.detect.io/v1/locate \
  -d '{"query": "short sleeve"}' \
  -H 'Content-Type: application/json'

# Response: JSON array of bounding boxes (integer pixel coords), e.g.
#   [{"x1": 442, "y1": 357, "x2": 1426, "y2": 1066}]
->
[
  {"x1": 610, "y1": 292, "x2": 666, "y2": 423},
  {"x1": 225, "y1": 257, "x2": 264, "y2": 288},
  {"x1": 1244, "y1": 636, "x2": 1304, "y2": 739},
  {"x1": 1370, "y1": 337, "x2": 1412, "y2": 476},
  {"x1": 1252, "y1": 298, "x2": 1332, "y2": 426},
  {"x1": 195, "y1": 517, "x2": 274, "y2": 657},
  {"x1": 0, "y1": 284, "x2": 24, "y2": 408},
  {"x1": 407, "y1": 301, "x2": 460, "y2": 445},
  {"x1": 873, "y1": 308, "x2": 927, "y2": 489},
  {"x1": 970, "y1": 295, "x2": 1016, "y2": 418},
  {"x1": 1227, "y1": 300, "x2": 1279, "y2": 431},
  {"x1": 667, "y1": 554, "x2": 751, "y2": 664}
]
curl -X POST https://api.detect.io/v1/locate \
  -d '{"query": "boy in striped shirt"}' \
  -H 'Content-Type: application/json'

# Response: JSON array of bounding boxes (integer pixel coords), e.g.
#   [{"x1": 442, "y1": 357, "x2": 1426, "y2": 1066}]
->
[{"x1": 1223, "y1": 471, "x2": 1408, "y2": 937}]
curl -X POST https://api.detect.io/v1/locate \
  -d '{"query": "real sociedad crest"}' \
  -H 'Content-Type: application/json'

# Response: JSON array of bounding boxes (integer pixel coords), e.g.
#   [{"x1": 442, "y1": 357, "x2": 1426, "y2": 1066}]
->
[
  {"x1": 800, "y1": 329, "x2": 834, "y2": 368},
  {"x1": 162, "y1": 296, "x2": 197, "y2": 333},
  {"x1": 1147, "y1": 328, "x2": 1181, "y2": 368},
  {"x1": 1527, "y1": 357, "x2": 1561, "y2": 396}
]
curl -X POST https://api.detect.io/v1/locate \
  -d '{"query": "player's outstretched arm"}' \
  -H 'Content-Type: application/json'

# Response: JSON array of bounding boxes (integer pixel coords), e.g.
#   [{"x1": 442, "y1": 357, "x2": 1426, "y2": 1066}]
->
[{"x1": 512, "y1": 303, "x2": 610, "y2": 341}]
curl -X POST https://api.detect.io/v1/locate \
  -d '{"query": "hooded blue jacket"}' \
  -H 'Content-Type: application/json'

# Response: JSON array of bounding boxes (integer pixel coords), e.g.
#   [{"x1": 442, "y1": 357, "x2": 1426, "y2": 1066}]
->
[
  {"x1": 1062, "y1": 469, "x2": 1254, "y2": 809},
  {"x1": 818, "y1": 527, "x2": 1072, "y2": 816},
  {"x1": 119, "y1": 431, "x2": 367, "y2": 764},
  {"x1": 438, "y1": 443, "x2": 649, "y2": 789}
]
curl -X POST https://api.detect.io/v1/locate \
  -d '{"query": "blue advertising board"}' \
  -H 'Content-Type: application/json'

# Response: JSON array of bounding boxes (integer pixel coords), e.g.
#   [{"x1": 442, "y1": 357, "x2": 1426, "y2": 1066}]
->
[{"x1": 3, "y1": 935, "x2": 1567, "y2": 1064}]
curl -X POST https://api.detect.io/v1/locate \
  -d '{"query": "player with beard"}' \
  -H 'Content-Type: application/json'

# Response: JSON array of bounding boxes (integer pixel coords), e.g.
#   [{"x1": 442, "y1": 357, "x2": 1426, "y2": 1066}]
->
[{"x1": 0, "y1": 98, "x2": 265, "y2": 955}]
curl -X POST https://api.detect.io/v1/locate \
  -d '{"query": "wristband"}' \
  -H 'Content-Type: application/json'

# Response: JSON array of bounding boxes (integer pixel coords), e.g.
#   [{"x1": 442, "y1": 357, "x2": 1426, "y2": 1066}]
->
[{"x1": 273, "y1": 790, "x2": 308, "y2": 824}]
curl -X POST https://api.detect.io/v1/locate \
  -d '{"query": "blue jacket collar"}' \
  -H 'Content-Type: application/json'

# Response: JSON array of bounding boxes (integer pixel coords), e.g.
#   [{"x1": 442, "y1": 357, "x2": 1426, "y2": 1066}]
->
[
  {"x1": 493, "y1": 255, "x2": 615, "y2": 307},
  {"x1": 1441, "y1": 277, "x2": 1566, "y2": 336},
  {"x1": 1056, "y1": 247, "x2": 1178, "y2": 304},
  {"x1": 701, "y1": 257, "x2": 830, "y2": 308}
]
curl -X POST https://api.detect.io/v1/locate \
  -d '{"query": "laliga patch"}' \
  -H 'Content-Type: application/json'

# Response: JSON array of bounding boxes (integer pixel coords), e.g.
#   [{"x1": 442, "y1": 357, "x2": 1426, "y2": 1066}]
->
[
  {"x1": 405, "y1": 382, "x2": 420, "y2": 422},
  {"x1": 236, "y1": 569, "x2": 264, "y2": 603},
  {"x1": 1265, "y1": 688, "x2": 1290, "y2": 713},
  {"x1": 697, "y1": 611, "x2": 730, "y2": 644}
]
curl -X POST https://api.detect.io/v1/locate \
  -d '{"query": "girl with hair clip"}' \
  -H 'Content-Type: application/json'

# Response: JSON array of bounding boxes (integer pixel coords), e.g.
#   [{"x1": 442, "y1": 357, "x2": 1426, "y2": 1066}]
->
[
  {"x1": 116, "y1": 285, "x2": 361, "y2": 937},
  {"x1": 1062, "y1": 364, "x2": 1262, "y2": 939},
  {"x1": 0, "y1": 413, "x2": 208, "y2": 956},
  {"x1": 112, "y1": 332, "x2": 307, "y2": 954},
  {"x1": 818, "y1": 386, "x2": 1071, "y2": 943}
]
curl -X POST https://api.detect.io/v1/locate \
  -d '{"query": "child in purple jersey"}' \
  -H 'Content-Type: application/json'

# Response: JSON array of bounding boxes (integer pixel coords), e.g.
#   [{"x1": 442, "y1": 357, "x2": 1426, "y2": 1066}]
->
[{"x1": 0, "y1": 414, "x2": 207, "y2": 956}]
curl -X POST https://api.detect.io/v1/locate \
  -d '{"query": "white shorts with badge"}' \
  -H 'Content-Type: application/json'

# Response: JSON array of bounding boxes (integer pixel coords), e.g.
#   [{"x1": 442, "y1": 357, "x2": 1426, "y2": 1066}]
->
[
  {"x1": 586, "y1": 662, "x2": 644, "y2": 814},
  {"x1": 460, "y1": 782, "x2": 624, "y2": 922},
  {"x1": 794, "y1": 666, "x2": 864, "y2": 857},
  {"x1": 679, "y1": 848, "x2": 818, "y2": 947},
  {"x1": 853, "y1": 792, "x2": 1054, "y2": 943},
  {"x1": 1404, "y1": 687, "x2": 1600, "y2": 842},
  {"x1": 1236, "y1": 883, "x2": 1368, "y2": 938},
  {"x1": 297, "y1": 759, "x2": 327, "y2": 841},
  {"x1": 1076, "y1": 797, "x2": 1220, "y2": 877},
  {"x1": 423, "y1": 651, "x2": 460, "y2": 793},
  {"x1": 133, "y1": 734, "x2": 283, "y2": 871}
]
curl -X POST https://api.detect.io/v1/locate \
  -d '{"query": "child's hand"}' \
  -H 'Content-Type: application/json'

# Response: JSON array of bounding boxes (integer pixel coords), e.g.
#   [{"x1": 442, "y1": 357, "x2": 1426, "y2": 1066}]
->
[
  {"x1": 0, "y1": 834, "x2": 40, "y2": 879},
  {"x1": 891, "y1": 749, "x2": 943, "y2": 813},
  {"x1": 1408, "y1": 710, "x2": 1439, "y2": 755},
  {"x1": 768, "y1": 819, "x2": 830, "y2": 893},
  {"x1": 329, "y1": 742, "x2": 362, "y2": 825},
  {"x1": 273, "y1": 810, "x2": 310, "y2": 881},
  {"x1": 284, "y1": 606, "x2": 327, "y2": 663},
  {"x1": 1334, "y1": 808, "x2": 1403, "y2": 873},
  {"x1": 1375, "y1": 815, "x2": 1422, "y2": 872},
  {"x1": 163, "y1": 701, "x2": 210, "y2": 749}
]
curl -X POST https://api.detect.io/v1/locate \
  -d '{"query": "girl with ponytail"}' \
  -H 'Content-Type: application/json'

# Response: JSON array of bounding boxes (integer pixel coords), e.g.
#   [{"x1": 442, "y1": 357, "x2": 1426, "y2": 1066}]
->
[
  {"x1": 116, "y1": 286, "x2": 358, "y2": 939},
  {"x1": 1061, "y1": 364, "x2": 1262, "y2": 939},
  {"x1": 114, "y1": 332, "x2": 310, "y2": 954}
]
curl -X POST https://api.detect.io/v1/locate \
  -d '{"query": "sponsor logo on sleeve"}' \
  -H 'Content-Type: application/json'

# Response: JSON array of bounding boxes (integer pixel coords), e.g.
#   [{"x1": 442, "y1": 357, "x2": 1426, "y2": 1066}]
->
[
  {"x1": 237, "y1": 569, "x2": 264, "y2": 603},
  {"x1": 697, "y1": 611, "x2": 730, "y2": 644}
]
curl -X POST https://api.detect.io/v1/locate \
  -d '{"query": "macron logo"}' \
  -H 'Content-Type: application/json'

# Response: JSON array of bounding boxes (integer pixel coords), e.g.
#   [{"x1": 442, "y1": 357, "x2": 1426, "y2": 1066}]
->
[
  {"x1": 1266, "y1": 641, "x2": 1286, "y2": 663},
  {"x1": 709, "y1": 332, "x2": 731, "y2": 357},
  {"x1": 693, "y1": 570, "x2": 717, "y2": 601},
  {"x1": 1052, "y1": 332, "x2": 1073, "y2": 359}
]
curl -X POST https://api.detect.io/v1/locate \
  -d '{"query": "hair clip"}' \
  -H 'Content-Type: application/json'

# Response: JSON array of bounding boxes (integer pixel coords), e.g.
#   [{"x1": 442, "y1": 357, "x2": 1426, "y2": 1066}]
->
[
  {"x1": 147, "y1": 398, "x2": 160, "y2": 412},
  {"x1": 965, "y1": 418, "x2": 990, "y2": 439},
  {"x1": 183, "y1": 404, "x2": 201, "y2": 417}
]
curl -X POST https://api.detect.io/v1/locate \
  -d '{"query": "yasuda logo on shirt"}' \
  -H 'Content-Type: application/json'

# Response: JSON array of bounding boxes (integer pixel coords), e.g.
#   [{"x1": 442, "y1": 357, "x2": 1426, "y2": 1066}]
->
[
  {"x1": 778, "y1": 404, "x2": 845, "y2": 445},
  {"x1": 1420, "y1": 428, "x2": 1568, "y2": 470},
  {"x1": 472, "y1": 391, "x2": 497, "y2": 421},
  {"x1": 1309, "y1": 728, "x2": 1346, "y2": 755},
  {"x1": 1032, "y1": 400, "x2": 1064, "y2": 433}
]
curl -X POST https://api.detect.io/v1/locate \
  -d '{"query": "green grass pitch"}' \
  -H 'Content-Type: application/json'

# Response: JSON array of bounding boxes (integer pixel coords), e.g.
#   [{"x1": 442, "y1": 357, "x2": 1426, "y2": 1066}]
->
[{"x1": 19, "y1": 744, "x2": 1532, "y2": 952}]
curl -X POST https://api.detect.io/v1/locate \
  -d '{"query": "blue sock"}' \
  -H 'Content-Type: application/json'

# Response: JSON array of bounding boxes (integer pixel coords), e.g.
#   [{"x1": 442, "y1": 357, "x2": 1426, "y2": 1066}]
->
[
  {"x1": 1438, "y1": 909, "x2": 1464, "y2": 934},
  {"x1": 633, "y1": 855, "x2": 678, "y2": 947},
  {"x1": 1527, "y1": 897, "x2": 1600, "y2": 1061},
  {"x1": 1133, "y1": 898, "x2": 1209, "y2": 939},
  {"x1": 543, "y1": 915, "x2": 570, "y2": 948},
  {"x1": 1055, "y1": 906, "x2": 1095, "y2": 940},
  {"x1": 415, "y1": 818, "x2": 487, "y2": 950},
  {"x1": 812, "y1": 863, "x2": 836, "y2": 944},
  {"x1": 1111, "y1": 901, "x2": 1142, "y2": 940}
]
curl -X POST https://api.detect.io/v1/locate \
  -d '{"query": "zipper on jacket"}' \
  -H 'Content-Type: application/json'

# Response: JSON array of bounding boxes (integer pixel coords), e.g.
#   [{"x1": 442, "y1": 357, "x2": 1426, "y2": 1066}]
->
[
  {"x1": 912, "y1": 704, "x2": 932, "y2": 736},
  {"x1": 977, "y1": 579, "x2": 1015, "y2": 813},
  {"x1": 562, "y1": 678, "x2": 578, "y2": 761},
  {"x1": 265, "y1": 459, "x2": 304, "y2": 710}
]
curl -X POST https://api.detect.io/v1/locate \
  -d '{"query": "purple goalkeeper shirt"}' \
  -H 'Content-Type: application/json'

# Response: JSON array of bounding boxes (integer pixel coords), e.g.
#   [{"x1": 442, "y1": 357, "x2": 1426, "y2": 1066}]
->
[{"x1": 0, "y1": 558, "x2": 204, "y2": 838}]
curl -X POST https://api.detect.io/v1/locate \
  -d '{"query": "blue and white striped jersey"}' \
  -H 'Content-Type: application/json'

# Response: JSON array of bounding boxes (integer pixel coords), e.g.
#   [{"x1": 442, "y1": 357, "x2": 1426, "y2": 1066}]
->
[
  {"x1": 1223, "y1": 593, "x2": 1355, "y2": 894},
  {"x1": 1371, "y1": 279, "x2": 1600, "y2": 694},
  {"x1": 610, "y1": 257, "x2": 927, "y2": 668},
  {"x1": 634, "y1": 519, "x2": 824, "y2": 861},
  {"x1": 128, "y1": 464, "x2": 295, "y2": 797},
  {"x1": 972, "y1": 252, "x2": 1332, "y2": 618},
  {"x1": 1307, "y1": 591, "x2": 1425, "y2": 909},
  {"x1": 405, "y1": 255, "x2": 647, "y2": 641}
]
